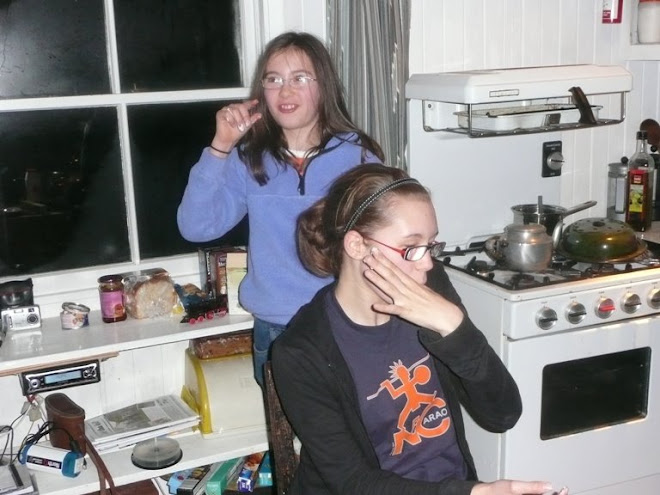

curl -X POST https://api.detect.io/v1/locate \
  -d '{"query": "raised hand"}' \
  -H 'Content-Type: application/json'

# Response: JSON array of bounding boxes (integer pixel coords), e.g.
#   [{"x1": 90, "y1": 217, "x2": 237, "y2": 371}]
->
[{"x1": 210, "y1": 99, "x2": 262, "y2": 155}]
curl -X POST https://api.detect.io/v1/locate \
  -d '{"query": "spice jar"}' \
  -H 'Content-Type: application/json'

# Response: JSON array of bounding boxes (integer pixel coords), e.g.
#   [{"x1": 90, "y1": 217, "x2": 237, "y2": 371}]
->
[
  {"x1": 638, "y1": 0, "x2": 660, "y2": 44},
  {"x1": 98, "y1": 274, "x2": 127, "y2": 323}
]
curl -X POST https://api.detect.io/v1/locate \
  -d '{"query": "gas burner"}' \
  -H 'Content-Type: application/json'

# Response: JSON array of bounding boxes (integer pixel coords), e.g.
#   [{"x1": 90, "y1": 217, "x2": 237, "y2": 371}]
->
[
  {"x1": 507, "y1": 273, "x2": 540, "y2": 290},
  {"x1": 466, "y1": 257, "x2": 496, "y2": 278}
]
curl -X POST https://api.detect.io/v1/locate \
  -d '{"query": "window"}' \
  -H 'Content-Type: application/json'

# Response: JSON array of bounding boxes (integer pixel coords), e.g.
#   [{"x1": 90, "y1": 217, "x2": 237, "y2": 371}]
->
[{"x1": 0, "y1": 0, "x2": 258, "y2": 280}]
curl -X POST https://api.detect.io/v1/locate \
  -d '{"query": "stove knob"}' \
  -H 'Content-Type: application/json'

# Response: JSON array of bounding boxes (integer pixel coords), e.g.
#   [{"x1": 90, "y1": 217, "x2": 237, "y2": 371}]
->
[
  {"x1": 565, "y1": 301, "x2": 587, "y2": 324},
  {"x1": 595, "y1": 297, "x2": 616, "y2": 319},
  {"x1": 536, "y1": 306, "x2": 558, "y2": 330},
  {"x1": 648, "y1": 288, "x2": 660, "y2": 309},
  {"x1": 621, "y1": 293, "x2": 642, "y2": 314}
]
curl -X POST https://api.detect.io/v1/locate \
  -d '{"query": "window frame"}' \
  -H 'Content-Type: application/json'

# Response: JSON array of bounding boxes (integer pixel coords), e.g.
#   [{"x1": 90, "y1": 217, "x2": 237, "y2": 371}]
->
[{"x1": 0, "y1": 0, "x2": 264, "y2": 318}]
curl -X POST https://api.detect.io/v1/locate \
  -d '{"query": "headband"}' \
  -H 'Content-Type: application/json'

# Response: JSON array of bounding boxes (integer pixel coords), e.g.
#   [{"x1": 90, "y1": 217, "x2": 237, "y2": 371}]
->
[{"x1": 343, "y1": 177, "x2": 420, "y2": 234}]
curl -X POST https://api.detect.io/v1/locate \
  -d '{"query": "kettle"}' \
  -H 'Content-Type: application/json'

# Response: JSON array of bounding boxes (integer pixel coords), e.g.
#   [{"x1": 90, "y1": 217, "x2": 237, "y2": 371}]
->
[{"x1": 484, "y1": 223, "x2": 553, "y2": 272}]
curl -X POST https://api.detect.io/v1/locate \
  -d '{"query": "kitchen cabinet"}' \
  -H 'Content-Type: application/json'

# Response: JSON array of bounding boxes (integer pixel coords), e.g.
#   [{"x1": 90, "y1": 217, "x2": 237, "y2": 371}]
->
[{"x1": 0, "y1": 311, "x2": 268, "y2": 495}]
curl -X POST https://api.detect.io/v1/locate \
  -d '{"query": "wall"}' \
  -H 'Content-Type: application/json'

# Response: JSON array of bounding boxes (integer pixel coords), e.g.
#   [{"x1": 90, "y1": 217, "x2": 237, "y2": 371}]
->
[{"x1": 409, "y1": 0, "x2": 660, "y2": 219}]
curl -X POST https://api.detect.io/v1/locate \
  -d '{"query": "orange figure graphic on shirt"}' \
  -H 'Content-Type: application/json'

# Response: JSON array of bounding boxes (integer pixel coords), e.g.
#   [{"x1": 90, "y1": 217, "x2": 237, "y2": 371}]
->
[{"x1": 367, "y1": 355, "x2": 451, "y2": 455}]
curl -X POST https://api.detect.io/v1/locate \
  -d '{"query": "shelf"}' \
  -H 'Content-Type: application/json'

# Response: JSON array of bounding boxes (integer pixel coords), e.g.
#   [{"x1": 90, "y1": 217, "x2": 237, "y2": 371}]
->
[
  {"x1": 435, "y1": 118, "x2": 624, "y2": 138},
  {"x1": 33, "y1": 427, "x2": 269, "y2": 495},
  {"x1": 0, "y1": 310, "x2": 254, "y2": 376}
]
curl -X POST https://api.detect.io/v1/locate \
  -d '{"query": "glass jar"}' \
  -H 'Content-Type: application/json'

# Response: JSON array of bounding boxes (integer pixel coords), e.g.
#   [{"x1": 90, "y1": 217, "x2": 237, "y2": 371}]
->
[
  {"x1": 607, "y1": 159, "x2": 629, "y2": 222},
  {"x1": 98, "y1": 274, "x2": 127, "y2": 323}
]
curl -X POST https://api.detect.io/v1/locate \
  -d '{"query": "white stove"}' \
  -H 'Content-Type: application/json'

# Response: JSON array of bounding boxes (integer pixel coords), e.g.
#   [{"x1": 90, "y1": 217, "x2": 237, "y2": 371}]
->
[
  {"x1": 440, "y1": 243, "x2": 660, "y2": 340},
  {"x1": 436, "y1": 246, "x2": 660, "y2": 495}
]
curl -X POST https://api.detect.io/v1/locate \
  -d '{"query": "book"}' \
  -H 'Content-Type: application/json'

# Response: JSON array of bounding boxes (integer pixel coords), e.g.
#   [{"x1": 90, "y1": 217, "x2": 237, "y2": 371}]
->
[
  {"x1": 176, "y1": 462, "x2": 221, "y2": 495},
  {"x1": 0, "y1": 462, "x2": 36, "y2": 495},
  {"x1": 85, "y1": 394, "x2": 199, "y2": 448}
]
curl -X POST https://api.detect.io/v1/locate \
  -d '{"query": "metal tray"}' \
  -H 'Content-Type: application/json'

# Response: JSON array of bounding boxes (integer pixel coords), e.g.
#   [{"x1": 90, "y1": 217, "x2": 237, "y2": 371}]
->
[{"x1": 455, "y1": 103, "x2": 603, "y2": 131}]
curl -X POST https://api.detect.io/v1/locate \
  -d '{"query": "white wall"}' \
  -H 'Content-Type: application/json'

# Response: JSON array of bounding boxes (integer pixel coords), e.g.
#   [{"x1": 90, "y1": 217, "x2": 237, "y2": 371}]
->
[{"x1": 409, "y1": 0, "x2": 660, "y2": 218}]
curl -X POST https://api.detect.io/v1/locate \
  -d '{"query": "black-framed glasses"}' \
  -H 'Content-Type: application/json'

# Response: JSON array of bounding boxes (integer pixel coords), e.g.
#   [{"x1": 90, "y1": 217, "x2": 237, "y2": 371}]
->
[
  {"x1": 366, "y1": 238, "x2": 446, "y2": 262},
  {"x1": 261, "y1": 74, "x2": 317, "y2": 89}
]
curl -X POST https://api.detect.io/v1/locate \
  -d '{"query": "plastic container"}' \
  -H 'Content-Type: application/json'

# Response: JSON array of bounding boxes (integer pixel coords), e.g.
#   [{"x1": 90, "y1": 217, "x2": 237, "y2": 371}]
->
[{"x1": 638, "y1": 0, "x2": 660, "y2": 44}]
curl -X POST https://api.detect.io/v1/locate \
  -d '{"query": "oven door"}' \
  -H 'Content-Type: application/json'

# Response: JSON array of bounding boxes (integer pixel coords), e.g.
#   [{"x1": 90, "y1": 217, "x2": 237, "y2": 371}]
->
[{"x1": 500, "y1": 316, "x2": 660, "y2": 494}]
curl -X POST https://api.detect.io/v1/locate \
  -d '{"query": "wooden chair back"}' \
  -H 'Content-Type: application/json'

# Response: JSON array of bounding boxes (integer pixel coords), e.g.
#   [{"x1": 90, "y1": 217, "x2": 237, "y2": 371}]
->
[{"x1": 263, "y1": 361, "x2": 298, "y2": 495}]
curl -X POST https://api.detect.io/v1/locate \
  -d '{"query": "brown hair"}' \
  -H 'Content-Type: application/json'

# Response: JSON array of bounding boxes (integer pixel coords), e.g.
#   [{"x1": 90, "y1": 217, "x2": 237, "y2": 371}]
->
[
  {"x1": 297, "y1": 164, "x2": 430, "y2": 277},
  {"x1": 237, "y1": 31, "x2": 384, "y2": 185}
]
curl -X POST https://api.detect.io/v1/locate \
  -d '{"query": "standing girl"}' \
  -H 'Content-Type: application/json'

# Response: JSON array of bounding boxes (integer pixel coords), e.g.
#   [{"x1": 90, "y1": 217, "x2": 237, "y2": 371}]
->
[
  {"x1": 177, "y1": 32, "x2": 383, "y2": 385},
  {"x1": 272, "y1": 164, "x2": 568, "y2": 495}
]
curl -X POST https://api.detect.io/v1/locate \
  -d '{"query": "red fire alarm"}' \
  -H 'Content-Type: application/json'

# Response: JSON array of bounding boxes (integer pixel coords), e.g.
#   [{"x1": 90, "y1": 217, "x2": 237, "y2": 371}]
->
[{"x1": 602, "y1": 0, "x2": 623, "y2": 23}]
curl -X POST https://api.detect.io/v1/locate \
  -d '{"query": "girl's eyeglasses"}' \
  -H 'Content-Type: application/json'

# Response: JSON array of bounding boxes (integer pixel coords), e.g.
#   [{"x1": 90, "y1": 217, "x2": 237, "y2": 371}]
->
[
  {"x1": 261, "y1": 75, "x2": 317, "y2": 89},
  {"x1": 366, "y1": 238, "x2": 446, "y2": 262}
]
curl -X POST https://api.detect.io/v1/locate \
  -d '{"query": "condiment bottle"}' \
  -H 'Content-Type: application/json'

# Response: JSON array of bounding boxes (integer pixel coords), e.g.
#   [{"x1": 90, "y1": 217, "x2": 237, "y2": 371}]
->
[
  {"x1": 626, "y1": 164, "x2": 653, "y2": 232},
  {"x1": 630, "y1": 130, "x2": 656, "y2": 216},
  {"x1": 98, "y1": 274, "x2": 127, "y2": 323},
  {"x1": 638, "y1": 0, "x2": 660, "y2": 44}
]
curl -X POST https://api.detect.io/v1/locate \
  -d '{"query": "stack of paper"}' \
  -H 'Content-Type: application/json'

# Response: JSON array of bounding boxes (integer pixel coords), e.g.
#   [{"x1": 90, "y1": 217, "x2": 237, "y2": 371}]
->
[
  {"x1": 85, "y1": 394, "x2": 199, "y2": 452},
  {"x1": 0, "y1": 462, "x2": 37, "y2": 495}
]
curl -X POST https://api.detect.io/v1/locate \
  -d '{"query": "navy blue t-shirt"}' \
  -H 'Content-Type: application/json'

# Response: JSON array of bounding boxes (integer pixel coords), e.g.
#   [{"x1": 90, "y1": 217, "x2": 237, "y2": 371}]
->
[{"x1": 327, "y1": 291, "x2": 468, "y2": 482}]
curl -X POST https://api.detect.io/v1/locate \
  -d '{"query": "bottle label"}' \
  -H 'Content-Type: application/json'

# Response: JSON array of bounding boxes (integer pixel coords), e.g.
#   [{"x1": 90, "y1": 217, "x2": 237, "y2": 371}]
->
[
  {"x1": 629, "y1": 182, "x2": 644, "y2": 213},
  {"x1": 100, "y1": 291, "x2": 125, "y2": 319}
]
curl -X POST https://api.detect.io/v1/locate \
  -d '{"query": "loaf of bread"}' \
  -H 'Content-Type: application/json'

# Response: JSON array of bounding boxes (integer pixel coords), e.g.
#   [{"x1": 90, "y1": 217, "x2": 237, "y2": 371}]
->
[{"x1": 124, "y1": 272, "x2": 178, "y2": 319}]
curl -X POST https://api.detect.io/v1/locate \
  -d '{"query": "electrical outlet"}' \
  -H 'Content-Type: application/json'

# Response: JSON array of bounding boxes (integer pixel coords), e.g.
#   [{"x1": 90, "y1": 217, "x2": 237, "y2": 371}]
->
[{"x1": 542, "y1": 141, "x2": 563, "y2": 178}]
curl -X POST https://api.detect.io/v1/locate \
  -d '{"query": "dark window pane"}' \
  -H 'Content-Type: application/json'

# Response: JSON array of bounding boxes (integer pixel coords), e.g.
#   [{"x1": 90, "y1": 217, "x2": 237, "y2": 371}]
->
[
  {"x1": 0, "y1": 0, "x2": 109, "y2": 98},
  {"x1": 114, "y1": 0, "x2": 241, "y2": 92},
  {"x1": 128, "y1": 101, "x2": 248, "y2": 259},
  {"x1": 0, "y1": 109, "x2": 129, "y2": 276}
]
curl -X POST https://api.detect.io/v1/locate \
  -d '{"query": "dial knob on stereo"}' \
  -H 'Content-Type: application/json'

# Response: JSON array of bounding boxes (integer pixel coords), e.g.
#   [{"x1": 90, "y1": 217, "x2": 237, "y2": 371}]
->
[
  {"x1": 648, "y1": 288, "x2": 660, "y2": 309},
  {"x1": 565, "y1": 301, "x2": 587, "y2": 324},
  {"x1": 596, "y1": 297, "x2": 616, "y2": 319},
  {"x1": 536, "y1": 306, "x2": 558, "y2": 330},
  {"x1": 621, "y1": 293, "x2": 642, "y2": 314}
]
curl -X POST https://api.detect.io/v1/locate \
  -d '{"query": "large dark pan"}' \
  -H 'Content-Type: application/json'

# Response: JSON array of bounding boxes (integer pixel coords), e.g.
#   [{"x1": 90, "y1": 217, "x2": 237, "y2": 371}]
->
[{"x1": 554, "y1": 217, "x2": 647, "y2": 263}]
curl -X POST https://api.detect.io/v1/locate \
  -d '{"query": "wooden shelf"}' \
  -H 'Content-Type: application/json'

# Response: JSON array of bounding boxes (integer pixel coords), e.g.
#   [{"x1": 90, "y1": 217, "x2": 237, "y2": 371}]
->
[
  {"x1": 33, "y1": 427, "x2": 269, "y2": 495},
  {"x1": 0, "y1": 311, "x2": 254, "y2": 376}
]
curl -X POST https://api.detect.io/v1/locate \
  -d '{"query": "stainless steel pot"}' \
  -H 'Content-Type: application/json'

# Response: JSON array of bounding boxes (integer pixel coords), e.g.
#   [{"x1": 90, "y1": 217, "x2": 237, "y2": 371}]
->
[
  {"x1": 484, "y1": 223, "x2": 553, "y2": 272},
  {"x1": 511, "y1": 200, "x2": 597, "y2": 235}
]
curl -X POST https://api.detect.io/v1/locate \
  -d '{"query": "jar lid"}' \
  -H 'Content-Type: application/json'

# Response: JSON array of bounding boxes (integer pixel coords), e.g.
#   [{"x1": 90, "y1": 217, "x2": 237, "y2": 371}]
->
[{"x1": 98, "y1": 274, "x2": 123, "y2": 283}]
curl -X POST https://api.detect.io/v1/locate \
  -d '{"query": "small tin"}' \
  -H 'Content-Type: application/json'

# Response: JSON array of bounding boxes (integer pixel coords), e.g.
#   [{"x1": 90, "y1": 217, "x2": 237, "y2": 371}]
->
[{"x1": 60, "y1": 302, "x2": 91, "y2": 330}]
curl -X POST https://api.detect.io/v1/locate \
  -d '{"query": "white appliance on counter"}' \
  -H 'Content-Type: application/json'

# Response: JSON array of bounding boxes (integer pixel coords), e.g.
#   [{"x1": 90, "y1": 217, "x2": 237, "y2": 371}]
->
[{"x1": 407, "y1": 65, "x2": 660, "y2": 495}]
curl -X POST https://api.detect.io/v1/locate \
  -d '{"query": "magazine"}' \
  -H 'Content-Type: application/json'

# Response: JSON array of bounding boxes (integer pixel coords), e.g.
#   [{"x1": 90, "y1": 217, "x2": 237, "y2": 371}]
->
[{"x1": 85, "y1": 394, "x2": 199, "y2": 446}]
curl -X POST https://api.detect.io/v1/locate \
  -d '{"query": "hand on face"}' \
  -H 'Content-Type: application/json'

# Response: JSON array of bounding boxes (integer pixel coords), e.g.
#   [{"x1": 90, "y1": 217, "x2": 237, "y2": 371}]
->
[
  {"x1": 471, "y1": 480, "x2": 568, "y2": 495},
  {"x1": 211, "y1": 99, "x2": 262, "y2": 154},
  {"x1": 361, "y1": 247, "x2": 463, "y2": 336}
]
